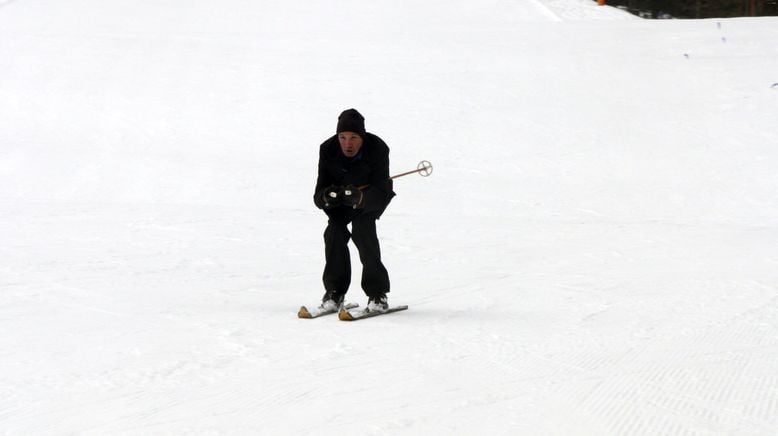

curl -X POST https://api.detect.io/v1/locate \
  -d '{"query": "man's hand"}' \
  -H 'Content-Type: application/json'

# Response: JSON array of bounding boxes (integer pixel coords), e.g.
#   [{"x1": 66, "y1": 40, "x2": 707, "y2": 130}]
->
[
  {"x1": 341, "y1": 185, "x2": 364, "y2": 209},
  {"x1": 321, "y1": 185, "x2": 342, "y2": 209}
]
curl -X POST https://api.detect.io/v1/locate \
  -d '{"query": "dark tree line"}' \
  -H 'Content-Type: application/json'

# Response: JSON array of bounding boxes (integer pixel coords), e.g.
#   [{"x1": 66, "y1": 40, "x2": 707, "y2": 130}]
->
[{"x1": 606, "y1": 0, "x2": 777, "y2": 18}]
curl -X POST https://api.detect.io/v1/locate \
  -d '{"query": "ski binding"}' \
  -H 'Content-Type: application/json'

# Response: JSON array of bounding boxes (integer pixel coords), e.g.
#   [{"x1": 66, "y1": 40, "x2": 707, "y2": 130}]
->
[
  {"x1": 338, "y1": 305, "x2": 409, "y2": 321},
  {"x1": 298, "y1": 302, "x2": 358, "y2": 319}
]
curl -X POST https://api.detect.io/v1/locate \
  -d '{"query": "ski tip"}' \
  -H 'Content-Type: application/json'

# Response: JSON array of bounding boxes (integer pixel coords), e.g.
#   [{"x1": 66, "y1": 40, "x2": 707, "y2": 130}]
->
[
  {"x1": 338, "y1": 308, "x2": 355, "y2": 321},
  {"x1": 298, "y1": 306, "x2": 312, "y2": 318}
]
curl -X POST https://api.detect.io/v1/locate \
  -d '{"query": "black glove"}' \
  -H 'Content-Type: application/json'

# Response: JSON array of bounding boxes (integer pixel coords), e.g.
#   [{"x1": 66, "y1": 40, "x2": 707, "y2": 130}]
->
[
  {"x1": 341, "y1": 185, "x2": 364, "y2": 209},
  {"x1": 321, "y1": 185, "x2": 342, "y2": 209}
]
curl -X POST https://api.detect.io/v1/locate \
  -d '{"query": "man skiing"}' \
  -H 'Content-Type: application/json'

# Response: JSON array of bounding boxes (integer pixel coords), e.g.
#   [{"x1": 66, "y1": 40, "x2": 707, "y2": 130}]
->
[{"x1": 313, "y1": 109, "x2": 395, "y2": 313}]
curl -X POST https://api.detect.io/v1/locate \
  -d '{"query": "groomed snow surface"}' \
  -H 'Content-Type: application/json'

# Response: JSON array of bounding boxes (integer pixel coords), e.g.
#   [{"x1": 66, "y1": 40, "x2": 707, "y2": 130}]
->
[{"x1": 1, "y1": 0, "x2": 778, "y2": 434}]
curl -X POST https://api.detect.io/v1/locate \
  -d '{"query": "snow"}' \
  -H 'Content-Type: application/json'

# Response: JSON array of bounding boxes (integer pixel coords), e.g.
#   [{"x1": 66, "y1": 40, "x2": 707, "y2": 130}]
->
[{"x1": 1, "y1": 0, "x2": 778, "y2": 434}]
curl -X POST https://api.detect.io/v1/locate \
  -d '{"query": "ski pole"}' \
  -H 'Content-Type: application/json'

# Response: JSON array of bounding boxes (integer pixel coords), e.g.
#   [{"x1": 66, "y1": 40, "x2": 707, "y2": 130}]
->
[
  {"x1": 390, "y1": 160, "x2": 433, "y2": 180},
  {"x1": 358, "y1": 160, "x2": 432, "y2": 190}
]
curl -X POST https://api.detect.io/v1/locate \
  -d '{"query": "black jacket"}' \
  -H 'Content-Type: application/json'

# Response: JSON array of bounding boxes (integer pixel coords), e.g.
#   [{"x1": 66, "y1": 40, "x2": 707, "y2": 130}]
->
[{"x1": 313, "y1": 133, "x2": 395, "y2": 218}]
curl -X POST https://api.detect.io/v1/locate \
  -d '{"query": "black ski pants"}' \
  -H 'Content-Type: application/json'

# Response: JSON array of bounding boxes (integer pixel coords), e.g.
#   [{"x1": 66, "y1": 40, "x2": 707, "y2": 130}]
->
[{"x1": 323, "y1": 213, "x2": 389, "y2": 300}]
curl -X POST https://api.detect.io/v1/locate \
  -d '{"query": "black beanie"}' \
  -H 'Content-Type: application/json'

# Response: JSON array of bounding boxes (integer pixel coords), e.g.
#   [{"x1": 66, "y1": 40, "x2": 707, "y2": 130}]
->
[{"x1": 336, "y1": 109, "x2": 366, "y2": 137}]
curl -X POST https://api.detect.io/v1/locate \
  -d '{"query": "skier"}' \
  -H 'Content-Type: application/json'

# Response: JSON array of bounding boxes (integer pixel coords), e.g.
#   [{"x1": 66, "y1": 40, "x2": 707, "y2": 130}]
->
[{"x1": 313, "y1": 109, "x2": 395, "y2": 313}]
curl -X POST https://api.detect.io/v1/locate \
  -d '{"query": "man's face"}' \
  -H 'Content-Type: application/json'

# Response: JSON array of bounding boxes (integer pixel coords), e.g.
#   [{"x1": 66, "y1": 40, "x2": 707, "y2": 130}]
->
[{"x1": 338, "y1": 132, "x2": 363, "y2": 158}]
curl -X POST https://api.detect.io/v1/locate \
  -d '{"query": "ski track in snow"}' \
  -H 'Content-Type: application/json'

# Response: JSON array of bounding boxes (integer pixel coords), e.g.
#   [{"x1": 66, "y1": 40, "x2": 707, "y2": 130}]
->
[
  {"x1": 2, "y1": 209, "x2": 778, "y2": 434},
  {"x1": 525, "y1": 0, "x2": 564, "y2": 22},
  {"x1": 0, "y1": 0, "x2": 19, "y2": 9},
  {"x1": 2, "y1": 0, "x2": 778, "y2": 434}
]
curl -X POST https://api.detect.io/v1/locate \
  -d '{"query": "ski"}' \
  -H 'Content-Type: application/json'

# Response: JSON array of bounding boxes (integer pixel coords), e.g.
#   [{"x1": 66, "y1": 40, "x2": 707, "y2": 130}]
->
[
  {"x1": 298, "y1": 302, "x2": 358, "y2": 319},
  {"x1": 338, "y1": 305, "x2": 409, "y2": 321}
]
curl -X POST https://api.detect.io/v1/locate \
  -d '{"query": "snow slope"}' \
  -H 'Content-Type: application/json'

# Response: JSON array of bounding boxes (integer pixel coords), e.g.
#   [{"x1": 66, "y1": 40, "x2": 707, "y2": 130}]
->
[{"x1": 1, "y1": 0, "x2": 778, "y2": 434}]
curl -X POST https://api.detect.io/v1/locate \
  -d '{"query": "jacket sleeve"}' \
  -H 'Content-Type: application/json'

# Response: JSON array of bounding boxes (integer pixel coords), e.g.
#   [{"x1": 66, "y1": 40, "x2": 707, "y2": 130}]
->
[
  {"x1": 313, "y1": 145, "x2": 331, "y2": 210},
  {"x1": 361, "y1": 140, "x2": 395, "y2": 216}
]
